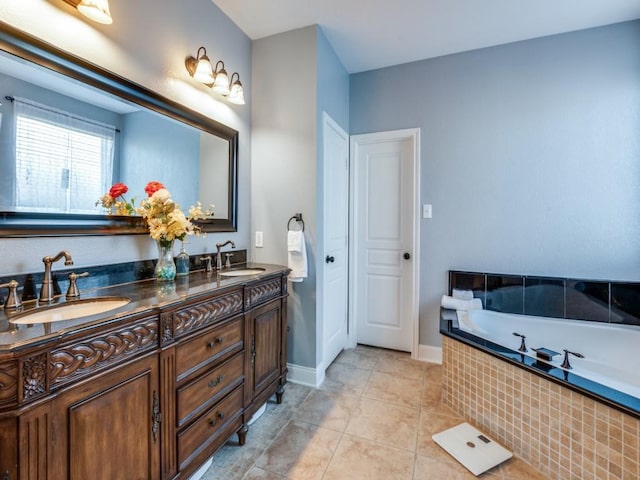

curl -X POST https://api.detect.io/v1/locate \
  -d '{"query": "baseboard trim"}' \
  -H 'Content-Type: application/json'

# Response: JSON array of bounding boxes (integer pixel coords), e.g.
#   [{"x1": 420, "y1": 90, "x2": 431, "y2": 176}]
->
[
  {"x1": 287, "y1": 363, "x2": 324, "y2": 388},
  {"x1": 418, "y1": 344, "x2": 442, "y2": 364}
]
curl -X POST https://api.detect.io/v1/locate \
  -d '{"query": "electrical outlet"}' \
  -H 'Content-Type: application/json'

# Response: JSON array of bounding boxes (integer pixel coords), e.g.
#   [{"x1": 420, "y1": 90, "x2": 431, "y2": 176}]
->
[{"x1": 255, "y1": 231, "x2": 263, "y2": 248}]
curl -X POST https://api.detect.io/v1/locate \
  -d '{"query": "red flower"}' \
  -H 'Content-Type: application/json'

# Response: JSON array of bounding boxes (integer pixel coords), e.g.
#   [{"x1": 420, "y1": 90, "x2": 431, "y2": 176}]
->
[
  {"x1": 144, "y1": 181, "x2": 165, "y2": 197},
  {"x1": 108, "y1": 182, "x2": 128, "y2": 199}
]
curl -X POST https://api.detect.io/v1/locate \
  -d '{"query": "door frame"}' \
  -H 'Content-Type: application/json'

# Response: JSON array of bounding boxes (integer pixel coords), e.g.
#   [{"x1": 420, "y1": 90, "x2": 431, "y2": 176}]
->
[{"x1": 348, "y1": 128, "x2": 421, "y2": 358}]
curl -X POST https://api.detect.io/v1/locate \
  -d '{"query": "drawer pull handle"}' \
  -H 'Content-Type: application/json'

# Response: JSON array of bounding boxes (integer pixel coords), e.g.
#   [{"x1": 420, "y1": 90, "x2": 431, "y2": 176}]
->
[
  {"x1": 207, "y1": 336, "x2": 225, "y2": 349},
  {"x1": 208, "y1": 375, "x2": 224, "y2": 388},
  {"x1": 209, "y1": 411, "x2": 225, "y2": 427}
]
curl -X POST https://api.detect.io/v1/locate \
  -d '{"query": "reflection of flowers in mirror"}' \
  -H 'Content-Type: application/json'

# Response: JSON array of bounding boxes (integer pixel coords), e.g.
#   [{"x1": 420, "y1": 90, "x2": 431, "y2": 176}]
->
[
  {"x1": 97, "y1": 182, "x2": 136, "y2": 215},
  {"x1": 97, "y1": 181, "x2": 214, "y2": 246}
]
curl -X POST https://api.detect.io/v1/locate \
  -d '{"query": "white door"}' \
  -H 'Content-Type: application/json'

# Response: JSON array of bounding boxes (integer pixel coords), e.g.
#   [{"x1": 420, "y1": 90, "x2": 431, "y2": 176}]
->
[
  {"x1": 322, "y1": 113, "x2": 349, "y2": 368},
  {"x1": 350, "y1": 129, "x2": 419, "y2": 353}
]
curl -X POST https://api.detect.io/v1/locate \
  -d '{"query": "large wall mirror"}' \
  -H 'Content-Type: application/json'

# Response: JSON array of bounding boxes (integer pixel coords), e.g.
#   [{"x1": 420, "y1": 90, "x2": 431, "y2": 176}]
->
[{"x1": 0, "y1": 21, "x2": 238, "y2": 236}]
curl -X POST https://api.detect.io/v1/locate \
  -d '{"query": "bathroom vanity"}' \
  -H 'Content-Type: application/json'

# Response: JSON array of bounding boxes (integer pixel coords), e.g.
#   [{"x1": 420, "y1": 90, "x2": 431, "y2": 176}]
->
[{"x1": 0, "y1": 265, "x2": 289, "y2": 480}]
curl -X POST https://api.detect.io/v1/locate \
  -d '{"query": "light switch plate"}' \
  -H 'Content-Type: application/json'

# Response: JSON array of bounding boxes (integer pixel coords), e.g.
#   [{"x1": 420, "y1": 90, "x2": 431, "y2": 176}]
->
[
  {"x1": 255, "y1": 231, "x2": 263, "y2": 248},
  {"x1": 423, "y1": 204, "x2": 432, "y2": 218}
]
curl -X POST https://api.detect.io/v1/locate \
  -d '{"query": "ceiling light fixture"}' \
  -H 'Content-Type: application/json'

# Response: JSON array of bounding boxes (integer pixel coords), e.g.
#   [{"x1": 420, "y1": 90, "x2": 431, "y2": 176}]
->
[
  {"x1": 185, "y1": 48, "x2": 244, "y2": 105},
  {"x1": 70, "y1": 0, "x2": 114, "y2": 25}
]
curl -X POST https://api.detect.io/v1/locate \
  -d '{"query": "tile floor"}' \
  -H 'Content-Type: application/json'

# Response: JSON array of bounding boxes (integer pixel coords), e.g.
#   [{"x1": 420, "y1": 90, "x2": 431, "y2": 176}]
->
[{"x1": 203, "y1": 345, "x2": 546, "y2": 480}]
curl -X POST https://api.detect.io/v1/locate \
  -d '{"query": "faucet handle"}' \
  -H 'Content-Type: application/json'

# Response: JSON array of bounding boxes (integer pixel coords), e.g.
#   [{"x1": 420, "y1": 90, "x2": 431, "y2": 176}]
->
[
  {"x1": 200, "y1": 256, "x2": 213, "y2": 273},
  {"x1": 560, "y1": 349, "x2": 584, "y2": 370},
  {"x1": 66, "y1": 272, "x2": 89, "y2": 299},
  {"x1": 512, "y1": 332, "x2": 527, "y2": 353},
  {"x1": 224, "y1": 253, "x2": 234, "y2": 269},
  {"x1": 0, "y1": 280, "x2": 22, "y2": 310}
]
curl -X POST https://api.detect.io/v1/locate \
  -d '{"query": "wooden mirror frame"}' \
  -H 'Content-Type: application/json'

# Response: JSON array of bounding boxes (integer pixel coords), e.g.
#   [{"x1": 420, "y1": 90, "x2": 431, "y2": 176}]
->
[{"x1": 0, "y1": 21, "x2": 238, "y2": 236}]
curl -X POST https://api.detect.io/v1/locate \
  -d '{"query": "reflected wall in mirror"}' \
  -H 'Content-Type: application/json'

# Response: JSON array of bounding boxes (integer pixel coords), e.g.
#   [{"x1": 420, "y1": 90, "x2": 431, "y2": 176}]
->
[{"x1": 0, "y1": 21, "x2": 238, "y2": 235}]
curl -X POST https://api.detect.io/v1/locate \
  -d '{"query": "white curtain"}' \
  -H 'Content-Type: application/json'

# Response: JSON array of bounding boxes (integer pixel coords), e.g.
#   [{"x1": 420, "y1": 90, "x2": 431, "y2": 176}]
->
[{"x1": 13, "y1": 97, "x2": 115, "y2": 214}]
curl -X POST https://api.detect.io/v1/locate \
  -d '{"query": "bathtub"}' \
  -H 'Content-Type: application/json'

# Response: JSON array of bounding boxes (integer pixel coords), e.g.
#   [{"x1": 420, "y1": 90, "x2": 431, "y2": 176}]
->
[{"x1": 449, "y1": 309, "x2": 640, "y2": 414}]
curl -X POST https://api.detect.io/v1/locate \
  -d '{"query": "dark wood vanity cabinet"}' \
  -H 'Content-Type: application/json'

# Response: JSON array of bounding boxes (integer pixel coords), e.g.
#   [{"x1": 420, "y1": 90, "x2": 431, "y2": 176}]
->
[
  {"x1": 0, "y1": 270, "x2": 289, "y2": 480},
  {"x1": 48, "y1": 353, "x2": 160, "y2": 480}
]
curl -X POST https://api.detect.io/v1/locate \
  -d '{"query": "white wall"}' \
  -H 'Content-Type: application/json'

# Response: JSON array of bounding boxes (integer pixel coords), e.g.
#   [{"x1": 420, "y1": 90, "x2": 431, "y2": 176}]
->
[
  {"x1": 350, "y1": 21, "x2": 640, "y2": 347},
  {"x1": 0, "y1": 0, "x2": 251, "y2": 274},
  {"x1": 251, "y1": 27, "x2": 318, "y2": 367}
]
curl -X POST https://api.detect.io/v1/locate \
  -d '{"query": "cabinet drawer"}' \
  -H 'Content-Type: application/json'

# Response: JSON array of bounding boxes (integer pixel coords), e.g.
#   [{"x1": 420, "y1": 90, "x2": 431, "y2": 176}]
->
[
  {"x1": 176, "y1": 316, "x2": 243, "y2": 380},
  {"x1": 177, "y1": 352, "x2": 244, "y2": 427},
  {"x1": 177, "y1": 386, "x2": 243, "y2": 467}
]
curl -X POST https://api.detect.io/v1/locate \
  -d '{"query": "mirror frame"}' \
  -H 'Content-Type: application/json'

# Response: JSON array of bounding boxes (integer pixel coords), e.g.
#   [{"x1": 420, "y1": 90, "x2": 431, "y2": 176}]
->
[{"x1": 0, "y1": 21, "x2": 238, "y2": 236}]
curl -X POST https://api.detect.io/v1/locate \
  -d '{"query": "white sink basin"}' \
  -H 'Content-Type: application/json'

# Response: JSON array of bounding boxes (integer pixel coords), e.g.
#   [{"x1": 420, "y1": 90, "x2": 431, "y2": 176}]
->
[
  {"x1": 10, "y1": 297, "x2": 130, "y2": 325},
  {"x1": 221, "y1": 268, "x2": 266, "y2": 277}
]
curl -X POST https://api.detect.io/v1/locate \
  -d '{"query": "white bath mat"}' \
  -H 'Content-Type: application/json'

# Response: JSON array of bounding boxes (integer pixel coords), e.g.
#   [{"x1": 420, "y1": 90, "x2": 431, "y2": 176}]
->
[{"x1": 432, "y1": 423, "x2": 512, "y2": 476}]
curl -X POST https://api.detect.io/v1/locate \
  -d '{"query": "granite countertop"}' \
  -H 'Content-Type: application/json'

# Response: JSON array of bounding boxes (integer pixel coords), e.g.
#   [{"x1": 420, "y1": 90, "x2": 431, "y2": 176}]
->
[{"x1": 0, "y1": 263, "x2": 288, "y2": 352}]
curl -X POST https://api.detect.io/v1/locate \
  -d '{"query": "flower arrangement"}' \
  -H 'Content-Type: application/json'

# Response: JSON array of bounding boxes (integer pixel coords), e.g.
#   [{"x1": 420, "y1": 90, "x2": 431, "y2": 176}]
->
[{"x1": 98, "y1": 181, "x2": 212, "y2": 246}]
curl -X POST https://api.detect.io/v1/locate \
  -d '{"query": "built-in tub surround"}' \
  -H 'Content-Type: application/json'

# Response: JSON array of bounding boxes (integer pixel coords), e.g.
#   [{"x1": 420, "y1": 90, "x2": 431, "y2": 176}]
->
[
  {"x1": 444, "y1": 269, "x2": 640, "y2": 479},
  {"x1": 442, "y1": 337, "x2": 640, "y2": 480},
  {"x1": 454, "y1": 309, "x2": 640, "y2": 411}
]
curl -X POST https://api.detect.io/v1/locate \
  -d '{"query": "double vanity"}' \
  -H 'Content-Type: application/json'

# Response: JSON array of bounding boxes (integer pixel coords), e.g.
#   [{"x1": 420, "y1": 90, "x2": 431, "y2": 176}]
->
[{"x1": 0, "y1": 263, "x2": 290, "y2": 480}]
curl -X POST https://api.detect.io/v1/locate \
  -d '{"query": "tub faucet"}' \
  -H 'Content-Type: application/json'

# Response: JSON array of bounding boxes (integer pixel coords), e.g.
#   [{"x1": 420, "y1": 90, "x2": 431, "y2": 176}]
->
[
  {"x1": 40, "y1": 251, "x2": 73, "y2": 303},
  {"x1": 215, "y1": 240, "x2": 236, "y2": 270},
  {"x1": 561, "y1": 349, "x2": 584, "y2": 370}
]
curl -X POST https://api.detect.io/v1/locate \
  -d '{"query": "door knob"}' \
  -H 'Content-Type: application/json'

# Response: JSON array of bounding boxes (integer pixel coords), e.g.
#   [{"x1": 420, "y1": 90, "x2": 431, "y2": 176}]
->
[
  {"x1": 325, "y1": 255, "x2": 335, "y2": 264},
  {"x1": 403, "y1": 252, "x2": 411, "y2": 260}
]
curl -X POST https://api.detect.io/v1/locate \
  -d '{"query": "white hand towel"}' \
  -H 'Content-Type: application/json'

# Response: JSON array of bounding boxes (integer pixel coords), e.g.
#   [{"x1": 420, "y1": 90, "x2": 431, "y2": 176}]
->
[
  {"x1": 288, "y1": 230, "x2": 303, "y2": 253},
  {"x1": 441, "y1": 295, "x2": 483, "y2": 311},
  {"x1": 288, "y1": 230, "x2": 307, "y2": 282},
  {"x1": 452, "y1": 288, "x2": 474, "y2": 300}
]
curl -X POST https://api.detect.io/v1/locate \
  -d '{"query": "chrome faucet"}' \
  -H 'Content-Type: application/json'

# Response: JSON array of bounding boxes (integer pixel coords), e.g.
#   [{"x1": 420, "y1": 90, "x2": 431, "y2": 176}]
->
[
  {"x1": 215, "y1": 240, "x2": 236, "y2": 270},
  {"x1": 40, "y1": 251, "x2": 73, "y2": 303}
]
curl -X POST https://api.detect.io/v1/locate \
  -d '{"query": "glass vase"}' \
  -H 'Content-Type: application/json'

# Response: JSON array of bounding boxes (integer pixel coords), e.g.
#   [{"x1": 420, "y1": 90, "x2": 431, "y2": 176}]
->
[{"x1": 155, "y1": 239, "x2": 176, "y2": 281}]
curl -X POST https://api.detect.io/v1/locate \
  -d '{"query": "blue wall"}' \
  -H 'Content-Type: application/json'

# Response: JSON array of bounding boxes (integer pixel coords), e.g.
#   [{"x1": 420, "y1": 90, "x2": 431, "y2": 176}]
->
[{"x1": 350, "y1": 20, "x2": 640, "y2": 347}]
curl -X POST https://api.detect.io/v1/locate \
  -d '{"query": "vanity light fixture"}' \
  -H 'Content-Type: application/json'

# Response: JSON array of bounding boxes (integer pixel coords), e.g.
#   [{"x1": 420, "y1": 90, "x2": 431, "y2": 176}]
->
[
  {"x1": 185, "y1": 47, "x2": 215, "y2": 85},
  {"x1": 63, "y1": 0, "x2": 114, "y2": 25},
  {"x1": 227, "y1": 73, "x2": 245, "y2": 105},
  {"x1": 185, "y1": 48, "x2": 244, "y2": 105},
  {"x1": 212, "y1": 61, "x2": 230, "y2": 96}
]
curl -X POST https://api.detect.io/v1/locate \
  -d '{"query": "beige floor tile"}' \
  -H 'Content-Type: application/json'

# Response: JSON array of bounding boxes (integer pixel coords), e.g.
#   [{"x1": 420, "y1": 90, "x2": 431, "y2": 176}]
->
[
  {"x1": 255, "y1": 420, "x2": 341, "y2": 480},
  {"x1": 320, "y1": 362, "x2": 371, "y2": 394},
  {"x1": 374, "y1": 355, "x2": 428, "y2": 380},
  {"x1": 413, "y1": 454, "x2": 479, "y2": 480},
  {"x1": 323, "y1": 435, "x2": 415, "y2": 480},
  {"x1": 498, "y1": 457, "x2": 547, "y2": 480},
  {"x1": 203, "y1": 346, "x2": 545, "y2": 480},
  {"x1": 241, "y1": 466, "x2": 285, "y2": 479},
  {"x1": 416, "y1": 411, "x2": 464, "y2": 458},
  {"x1": 363, "y1": 371, "x2": 422, "y2": 408},
  {"x1": 295, "y1": 389, "x2": 360, "y2": 432},
  {"x1": 345, "y1": 397, "x2": 420, "y2": 451},
  {"x1": 333, "y1": 348, "x2": 379, "y2": 370}
]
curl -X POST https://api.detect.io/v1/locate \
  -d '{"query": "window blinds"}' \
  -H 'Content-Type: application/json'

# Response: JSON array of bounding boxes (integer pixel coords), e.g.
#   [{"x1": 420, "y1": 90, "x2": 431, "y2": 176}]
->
[{"x1": 14, "y1": 97, "x2": 116, "y2": 214}]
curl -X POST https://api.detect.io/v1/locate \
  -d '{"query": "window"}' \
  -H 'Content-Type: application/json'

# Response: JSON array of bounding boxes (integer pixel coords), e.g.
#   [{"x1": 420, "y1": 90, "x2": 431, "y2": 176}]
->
[{"x1": 14, "y1": 98, "x2": 116, "y2": 214}]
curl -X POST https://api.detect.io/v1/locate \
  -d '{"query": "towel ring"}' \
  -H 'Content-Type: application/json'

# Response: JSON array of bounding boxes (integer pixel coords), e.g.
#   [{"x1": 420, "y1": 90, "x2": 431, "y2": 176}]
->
[{"x1": 287, "y1": 213, "x2": 305, "y2": 232}]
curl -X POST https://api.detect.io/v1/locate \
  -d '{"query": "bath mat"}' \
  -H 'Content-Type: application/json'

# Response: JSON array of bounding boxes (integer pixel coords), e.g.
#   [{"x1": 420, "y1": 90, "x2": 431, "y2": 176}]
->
[{"x1": 432, "y1": 422, "x2": 512, "y2": 476}]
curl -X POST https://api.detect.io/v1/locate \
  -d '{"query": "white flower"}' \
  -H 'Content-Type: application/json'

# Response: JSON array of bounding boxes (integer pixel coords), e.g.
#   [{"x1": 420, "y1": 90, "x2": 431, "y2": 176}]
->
[{"x1": 151, "y1": 188, "x2": 171, "y2": 204}]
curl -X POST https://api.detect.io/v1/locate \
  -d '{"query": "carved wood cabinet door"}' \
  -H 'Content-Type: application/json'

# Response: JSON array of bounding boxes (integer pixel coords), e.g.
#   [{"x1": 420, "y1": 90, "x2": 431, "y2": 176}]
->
[
  {"x1": 48, "y1": 353, "x2": 160, "y2": 480},
  {"x1": 248, "y1": 299, "x2": 282, "y2": 399}
]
